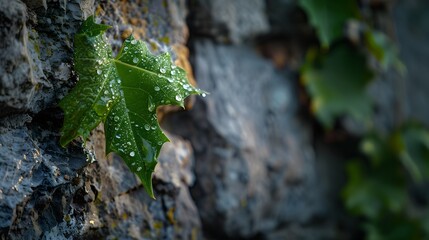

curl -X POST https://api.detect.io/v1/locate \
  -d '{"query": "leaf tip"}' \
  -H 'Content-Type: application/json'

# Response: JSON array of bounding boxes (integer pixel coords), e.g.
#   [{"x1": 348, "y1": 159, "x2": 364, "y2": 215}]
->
[
  {"x1": 59, "y1": 138, "x2": 68, "y2": 148},
  {"x1": 141, "y1": 173, "x2": 156, "y2": 199},
  {"x1": 78, "y1": 15, "x2": 111, "y2": 37}
]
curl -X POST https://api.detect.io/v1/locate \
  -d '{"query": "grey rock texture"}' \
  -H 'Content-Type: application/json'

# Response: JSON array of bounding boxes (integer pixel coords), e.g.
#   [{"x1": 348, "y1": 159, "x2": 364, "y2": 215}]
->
[
  {"x1": 0, "y1": 111, "x2": 88, "y2": 238},
  {"x1": 394, "y1": 0, "x2": 429, "y2": 126},
  {"x1": 79, "y1": 129, "x2": 201, "y2": 240},
  {"x1": 165, "y1": 41, "x2": 342, "y2": 239},
  {"x1": 0, "y1": 0, "x2": 88, "y2": 116},
  {"x1": 0, "y1": 0, "x2": 33, "y2": 115},
  {"x1": 1, "y1": 0, "x2": 202, "y2": 239},
  {"x1": 266, "y1": 0, "x2": 310, "y2": 36},
  {"x1": 189, "y1": 0, "x2": 269, "y2": 44}
]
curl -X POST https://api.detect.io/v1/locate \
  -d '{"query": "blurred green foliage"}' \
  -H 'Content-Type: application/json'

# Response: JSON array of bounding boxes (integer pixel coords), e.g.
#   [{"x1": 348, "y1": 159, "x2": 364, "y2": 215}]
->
[
  {"x1": 300, "y1": 0, "x2": 404, "y2": 128},
  {"x1": 299, "y1": 0, "x2": 359, "y2": 47},
  {"x1": 299, "y1": 0, "x2": 429, "y2": 239},
  {"x1": 344, "y1": 125, "x2": 429, "y2": 239},
  {"x1": 301, "y1": 44, "x2": 373, "y2": 128}
]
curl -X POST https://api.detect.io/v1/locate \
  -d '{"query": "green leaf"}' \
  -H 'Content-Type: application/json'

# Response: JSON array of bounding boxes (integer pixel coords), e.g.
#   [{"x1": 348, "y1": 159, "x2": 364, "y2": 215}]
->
[
  {"x1": 301, "y1": 44, "x2": 373, "y2": 128},
  {"x1": 344, "y1": 125, "x2": 429, "y2": 239},
  {"x1": 59, "y1": 16, "x2": 204, "y2": 198},
  {"x1": 299, "y1": 0, "x2": 359, "y2": 47},
  {"x1": 342, "y1": 160, "x2": 407, "y2": 220}
]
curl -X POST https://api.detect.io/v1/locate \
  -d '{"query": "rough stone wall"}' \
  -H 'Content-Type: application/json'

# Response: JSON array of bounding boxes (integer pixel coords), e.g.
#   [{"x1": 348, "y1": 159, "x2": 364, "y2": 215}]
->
[
  {"x1": 1, "y1": 0, "x2": 428, "y2": 239},
  {"x1": 1, "y1": 0, "x2": 201, "y2": 239},
  {"x1": 170, "y1": 1, "x2": 343, "y2": 239}
]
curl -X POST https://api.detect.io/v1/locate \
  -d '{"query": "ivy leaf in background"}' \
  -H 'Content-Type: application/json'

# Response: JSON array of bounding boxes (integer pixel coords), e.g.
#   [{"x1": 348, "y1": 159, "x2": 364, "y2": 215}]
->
[
  {"x1": 59, "y1": 16, "x2": 204, "y2": 198},
  {"x1": 343, "y1": 125, "x2": 429, "y2": 239},
  {"x1": 301, "y1": 44, "x2": 373, "y2": 128},
  {"x1": 299, "y1": 0, "x2": 359, "y2": 47},
  {"x1": 343, "y1": 160, "x2": 407, "y2": 220}
]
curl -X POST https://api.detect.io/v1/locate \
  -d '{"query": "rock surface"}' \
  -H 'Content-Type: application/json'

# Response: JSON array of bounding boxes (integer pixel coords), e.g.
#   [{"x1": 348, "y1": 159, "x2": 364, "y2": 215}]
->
[
  {"x1": 189, "y1": 0, "x2": 269, "y2": 44},
  {"x1": 1, "y1": 0, "x2": 201, "y2": 239},
  {"x1": 394, "y1": 0, "x2": 429, "y2": 126},
  {"x1": 165, "y1": 41, "x2": 343, "y2": 239},
  {"x1": 0, "y1": 0, "x2": 33, "y2": 115}
]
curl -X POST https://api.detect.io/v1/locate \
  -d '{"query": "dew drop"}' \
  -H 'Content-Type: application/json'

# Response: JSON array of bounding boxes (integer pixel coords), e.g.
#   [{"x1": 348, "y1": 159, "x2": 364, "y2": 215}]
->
[
  {"x1": 160, "y1": 68, "x2": 166, "y2": 74},
  {"x1": 124, "y1": 46, "x2": 128, "y2": 50},
  {"x1": 129, "y1": 151, "x2": 135, "y2": 157},
  {"x1": 97, "y1": 69, "x2": 102, "y2": 75},
  {"x1": 157, "y1": 141, "x2": 163, "y2": 145},
  {"x1": 171, "y1": 70, "x2": 176, "y2": 75},
  {"x1": 131, "y1": 39, "x2": 137, "y2": 44},
  {"x1": 137, "y1": 167, "x2": 142, "y2": 171},
  {"x1": 133, "y1": 57, "x2": 139, "y2": 63},
  {"x1": 104, "y1": 90, "x2": 109, "y2": 94},
  {"x1": 151, "y1": 125, "x2": 156, "y2": 130},
  {"x1": 148, "y1": 103, "x2": 155, "y2": 112},
  {"x1": 148, "y1": 96, "x2": 155, "y2": 112},
  {"x1": 175, "y1": 95, "x2": 182, "y2": 101},
  {"x1": 131, "y1": 162, "x2": 136, "y2": 166},
  {"x1": 115, "y1": 135, "x2": 121, "y2": 139},
  {"x1": 167, "y1": 78, "x2": 174, "y2": 83},
  {"x1": 144, "y1": 124, "x2": 150, "y2": 130},
  {"x1": 127, "y1": 142, "x2": 131, "y2": 145},
  {"x1": 202, "y1": 92, "x2": 207, "y2": 97},
  {"x1": 114, "y1": 116, "x2": 119, "y2": 121},
  {"x1": 154, "y1": 86, "x2": 160, "y2": 91}
]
